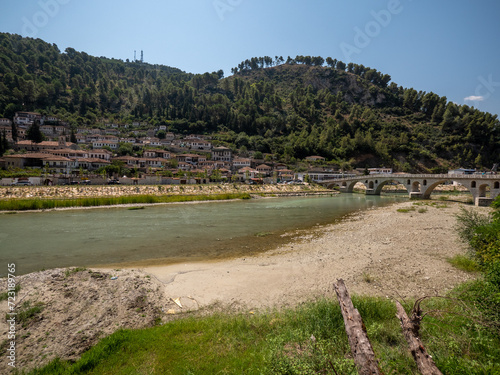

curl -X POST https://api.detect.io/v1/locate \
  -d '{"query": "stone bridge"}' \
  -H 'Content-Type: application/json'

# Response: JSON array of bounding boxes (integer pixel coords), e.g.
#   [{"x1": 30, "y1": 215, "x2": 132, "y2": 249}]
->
[{"x1": 320, "y1": 174, "x2": 500, "y2": 206}]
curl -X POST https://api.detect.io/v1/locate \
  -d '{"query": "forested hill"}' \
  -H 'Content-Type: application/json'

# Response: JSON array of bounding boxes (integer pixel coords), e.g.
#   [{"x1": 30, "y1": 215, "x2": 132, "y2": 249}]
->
[{"x1": 0, "y1": 32, "x2": 499, "y2": 172}]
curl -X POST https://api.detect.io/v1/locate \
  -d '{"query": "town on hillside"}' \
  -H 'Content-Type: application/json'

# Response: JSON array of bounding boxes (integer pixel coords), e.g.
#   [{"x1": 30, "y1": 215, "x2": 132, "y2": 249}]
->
[{"x1": 0, "y1": 111, "x2": 391, "y2": 186}]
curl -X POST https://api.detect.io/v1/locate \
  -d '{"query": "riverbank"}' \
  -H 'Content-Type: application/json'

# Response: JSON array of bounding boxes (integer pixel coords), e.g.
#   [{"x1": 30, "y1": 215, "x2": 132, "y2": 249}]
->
[
  {"x1": 143, "y1": 199, "x2": 483, "y2": 308},
  {"x1": 0, "y1": 183, "x2": 331, "y2": 200},
  {"x1": 0, "y1": 198, "x2": 489, "y2": 372},
  {"x1": 0, "y1": 183, "x2": 333, "y2": 211}
]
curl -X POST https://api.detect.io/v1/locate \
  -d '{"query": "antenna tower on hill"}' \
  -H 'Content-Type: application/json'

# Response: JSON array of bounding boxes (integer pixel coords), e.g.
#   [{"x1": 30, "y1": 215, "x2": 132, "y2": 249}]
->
[{"x1": 141, "y1": 50, "x2": 144, "y2": 63}]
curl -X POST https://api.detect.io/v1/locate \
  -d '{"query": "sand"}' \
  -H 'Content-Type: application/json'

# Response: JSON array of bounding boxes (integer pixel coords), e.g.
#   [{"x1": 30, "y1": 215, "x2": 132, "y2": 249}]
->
[
  {"x1": 0, "y1": 198, "x2": 489, "y2": 372},
  {"x1": 142, "y1": 200, "x2": 484, "y2": 310}
]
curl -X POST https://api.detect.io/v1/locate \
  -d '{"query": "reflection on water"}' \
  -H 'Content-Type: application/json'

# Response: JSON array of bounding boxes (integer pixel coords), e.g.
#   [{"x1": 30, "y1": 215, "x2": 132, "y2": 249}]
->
[{"x1": 0, "y1": 194, "x2": 404, "y2": 275}]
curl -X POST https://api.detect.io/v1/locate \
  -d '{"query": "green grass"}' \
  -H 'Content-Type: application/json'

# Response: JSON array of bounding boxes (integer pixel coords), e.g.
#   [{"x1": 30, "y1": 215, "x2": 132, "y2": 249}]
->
[
  {"x1": 447, "y1": 255, "x2": 481, "y2": 273},
  {"x1": 25, "y1": 293, "x2": 500, "y2": 375},
  {"x1": 413, "y1": 201, "x2": 448, "y2": 209},
  {"x1": 397, "y1": 207, "x2": 415, "y2": 213},
  {"x1": 64, "y1": 267, "x2": 88, "y2": 278},
  {"x1": 255, "y1": 231, "x2": 273, "y2": 237},
  {"x1": 0, "y1": 284, "x2": 20, "y2": 301},
  {"x1": 362, "y1": 272, "x2": 375, "y2": 283},
  {"x1": 0, "y1": 193, "x2": 251, "y2": 211},
  {"x1": 10, "y1": 301, "x2": 45, "y2": 328}
]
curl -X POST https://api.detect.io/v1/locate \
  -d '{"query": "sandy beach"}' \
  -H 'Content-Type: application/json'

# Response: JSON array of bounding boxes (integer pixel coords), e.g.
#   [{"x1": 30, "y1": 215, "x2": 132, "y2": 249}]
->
[
  {"x1": 142, "y1": 199, "x2": 483, "y2": 310},
  {"x1": 0, "y1": 198, "x2": 489, "y2": 372}
]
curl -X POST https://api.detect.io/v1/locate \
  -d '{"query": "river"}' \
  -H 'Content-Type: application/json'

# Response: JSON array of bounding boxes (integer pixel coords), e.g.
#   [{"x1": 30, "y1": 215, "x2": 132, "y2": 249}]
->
[{"x1": 0, "y1": 194, "x2": 405, "y2": 275}]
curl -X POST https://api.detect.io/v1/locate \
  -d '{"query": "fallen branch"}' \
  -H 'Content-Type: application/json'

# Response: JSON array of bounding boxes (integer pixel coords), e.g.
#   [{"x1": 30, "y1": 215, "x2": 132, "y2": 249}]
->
[
  {"x1": 395, "y1": 300, "x2": 443, "y2": 375},
  {"x1": 334, "y1": 279, "x2": 382, "y2": 375}
]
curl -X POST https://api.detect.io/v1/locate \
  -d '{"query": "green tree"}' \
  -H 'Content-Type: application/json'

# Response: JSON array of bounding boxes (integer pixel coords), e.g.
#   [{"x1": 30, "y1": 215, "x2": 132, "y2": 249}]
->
[
  {"x1": 118, "y1": 142, "x2": 134, "y2": 156},
  {"x1": 70, "y1": 129, "x2": 77, "y2": 144},
  {"x1": 0, "y1": 131, "x2": 4, "y2": 156},
  {"x1": 26, "y1": 120, "x2": 44, "y2": 143},
  {"x1": 11, "y1": 122, "x2": 18, "y2": 142},
  {"x1": 210, "y1": 169, "x2": 222, "y2": 182}
]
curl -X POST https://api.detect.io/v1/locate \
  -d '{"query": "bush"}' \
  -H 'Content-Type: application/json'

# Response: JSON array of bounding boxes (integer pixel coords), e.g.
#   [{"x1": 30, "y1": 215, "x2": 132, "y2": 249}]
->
[
  {"x1": 470, "y1": 221, "x2": 500, "y2": 265},
  {"x1": 455, "y1": 207, "x2": 491, "y2": 246}
]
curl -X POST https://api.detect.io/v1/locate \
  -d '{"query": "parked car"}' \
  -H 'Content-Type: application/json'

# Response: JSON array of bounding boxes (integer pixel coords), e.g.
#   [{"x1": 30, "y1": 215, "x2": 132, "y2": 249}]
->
[
  {"x1": 107, "y1": 179, "x2": 120, "y2": 185},
  {"x1": 11, "y1": 180, "x2": 32, "y2": 186},
  {"x1": 81, "y1": 180, "x2": 91, "y2": 185}
]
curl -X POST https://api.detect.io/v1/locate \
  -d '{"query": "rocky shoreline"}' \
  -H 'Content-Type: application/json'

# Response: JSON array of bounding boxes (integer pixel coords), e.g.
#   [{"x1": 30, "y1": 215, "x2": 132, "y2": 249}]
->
[{"x1": 0, "y1": 183, "x2": 332, "y2": 200}]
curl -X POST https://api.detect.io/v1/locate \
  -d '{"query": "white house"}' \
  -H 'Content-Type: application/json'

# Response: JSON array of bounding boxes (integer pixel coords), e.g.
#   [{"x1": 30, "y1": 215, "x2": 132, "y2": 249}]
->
[
  {"x1": 212, "y1": 146, "x2": 232, "y2": 162},
  {"x1": 92, "y1": 141, "x2": 118, "y2": 149}
]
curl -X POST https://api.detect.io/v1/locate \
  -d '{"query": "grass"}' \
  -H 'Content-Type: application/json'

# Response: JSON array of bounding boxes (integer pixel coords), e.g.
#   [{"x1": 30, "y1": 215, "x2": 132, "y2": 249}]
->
[
  {"x1": 64, "y1": 267, "x2": 88, "y2": 278},
  {"x1": 11, "y1": 301, "x2": 45, "y2": 328},
  {"x1": 397, "y1": 207, "x2": 415, "y2": 213},
  {"x1": 255, "y1": 232, "x2": 273, "y2": 237},
  {"x1": 0, "y1": 284, "x2": 20, "y2": 301},
  {"x1": 447, "y1": 255, "x2": 481, "y2": 273},
  {"x1": 0, "y1": 193, "x2": 252, "y2": 211},
  {"x1": 362, "y1": 272, "x2": 375, "y2": 283},
  {"x1": 413, "y1": 201, "x2": 448, "y2": 209},
  {"x1": 25, "y1": 292, "x2": 500, "y2": 375}
]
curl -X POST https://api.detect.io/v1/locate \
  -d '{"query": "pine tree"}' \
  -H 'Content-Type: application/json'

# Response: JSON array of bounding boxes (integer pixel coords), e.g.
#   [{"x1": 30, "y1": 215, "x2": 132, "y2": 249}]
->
[
  {"x1": 27, "y1": 120, "x2": 44, "y2": 143},
  {"x1": 11, "y1": 123, "x2": 18, "y2": 142},
  {"x1": 70, "y1": 129, "x2": 77, "y2": 143},
  {"x1": 0, "y1": 131, "x2": 4, "y2": 156}
]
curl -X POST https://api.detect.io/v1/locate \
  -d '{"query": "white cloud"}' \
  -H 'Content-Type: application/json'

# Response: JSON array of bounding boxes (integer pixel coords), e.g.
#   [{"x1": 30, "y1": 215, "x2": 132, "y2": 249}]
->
[{"x1": 464, "y1": 95, "x2": 484, "y2": 101}]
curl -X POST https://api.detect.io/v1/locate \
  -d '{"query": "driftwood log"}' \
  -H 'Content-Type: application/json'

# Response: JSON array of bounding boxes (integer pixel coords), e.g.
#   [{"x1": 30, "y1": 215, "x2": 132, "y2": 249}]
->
[
  {"x1": 334, "y1": 279, "x2": 382, "y2": 375},
  {"x1": 395, "y1": 300, "x2": 443, "y2": 375}
]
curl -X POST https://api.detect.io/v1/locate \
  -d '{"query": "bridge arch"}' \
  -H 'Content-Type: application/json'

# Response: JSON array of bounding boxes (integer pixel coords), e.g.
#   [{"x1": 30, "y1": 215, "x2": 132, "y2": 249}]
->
[
  {"x1": 374, "y1": 179, "x2": 407, "y2": 195},
  {"x1": 327, "y1": 180, "x2": 359, "y2": 192},
  {"x1": 325, "y1": 181, "x2": 341, "y2": 189},
  {"x1": 478, "y1": 183, "x2": 489, "y2": 198},
  {"x1": 411, "y1": 181, "x2": 421, "y2": 193},
  {"x1": 421, "y1": 179, "x2": 451, "y2": 198}
]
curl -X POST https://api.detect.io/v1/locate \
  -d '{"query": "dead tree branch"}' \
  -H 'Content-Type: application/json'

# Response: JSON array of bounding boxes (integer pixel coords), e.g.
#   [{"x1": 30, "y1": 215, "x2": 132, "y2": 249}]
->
[
  {"x1": 395, "y1": 300, "x2": 443, "y2": 375},
  {"x1": 333, "y1": 279, "x2": 383, "y2": 375}
]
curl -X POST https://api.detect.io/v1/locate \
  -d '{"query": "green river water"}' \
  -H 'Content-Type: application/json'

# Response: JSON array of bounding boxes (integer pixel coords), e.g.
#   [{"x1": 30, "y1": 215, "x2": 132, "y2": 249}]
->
[{"x1": 0, "y1": 194, "x2": 405, "y2": 275}]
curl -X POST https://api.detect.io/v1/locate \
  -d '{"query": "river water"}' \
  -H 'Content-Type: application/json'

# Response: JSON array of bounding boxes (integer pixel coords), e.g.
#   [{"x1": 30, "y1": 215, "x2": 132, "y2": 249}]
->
[{"x1": 0, "y1": 194, "x2": 405, "y2": 275}]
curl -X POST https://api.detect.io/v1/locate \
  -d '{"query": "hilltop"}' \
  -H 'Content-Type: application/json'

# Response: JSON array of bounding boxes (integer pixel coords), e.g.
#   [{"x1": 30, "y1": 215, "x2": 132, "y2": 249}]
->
[{"x1": 0, "y1": 33, "x2": 499, "y2": 172}]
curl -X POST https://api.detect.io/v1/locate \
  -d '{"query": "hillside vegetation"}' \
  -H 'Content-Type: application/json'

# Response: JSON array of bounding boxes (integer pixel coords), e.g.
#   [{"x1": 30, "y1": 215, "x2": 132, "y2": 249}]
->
[{"x1": 0, "y1": 33, "x2": 499, "y2": 172}]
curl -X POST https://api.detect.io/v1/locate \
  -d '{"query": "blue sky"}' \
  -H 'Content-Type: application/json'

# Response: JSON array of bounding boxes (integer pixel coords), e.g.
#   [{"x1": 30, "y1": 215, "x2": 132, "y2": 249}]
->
[{"x1": 1, "y1": 0, "x2": 500, "y2": 116}]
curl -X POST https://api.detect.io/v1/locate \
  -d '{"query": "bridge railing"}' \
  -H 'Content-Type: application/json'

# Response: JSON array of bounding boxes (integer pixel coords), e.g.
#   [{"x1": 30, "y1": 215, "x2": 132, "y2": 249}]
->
[{"x1": 321, "y1": 173, "x2": 499, "y2": 183}]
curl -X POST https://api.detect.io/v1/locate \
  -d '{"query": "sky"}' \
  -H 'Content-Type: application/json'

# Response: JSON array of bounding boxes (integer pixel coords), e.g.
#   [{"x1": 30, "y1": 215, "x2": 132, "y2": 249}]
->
[{"x1": 1, "y1": 0, "x2": 500, "y2": 117}]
